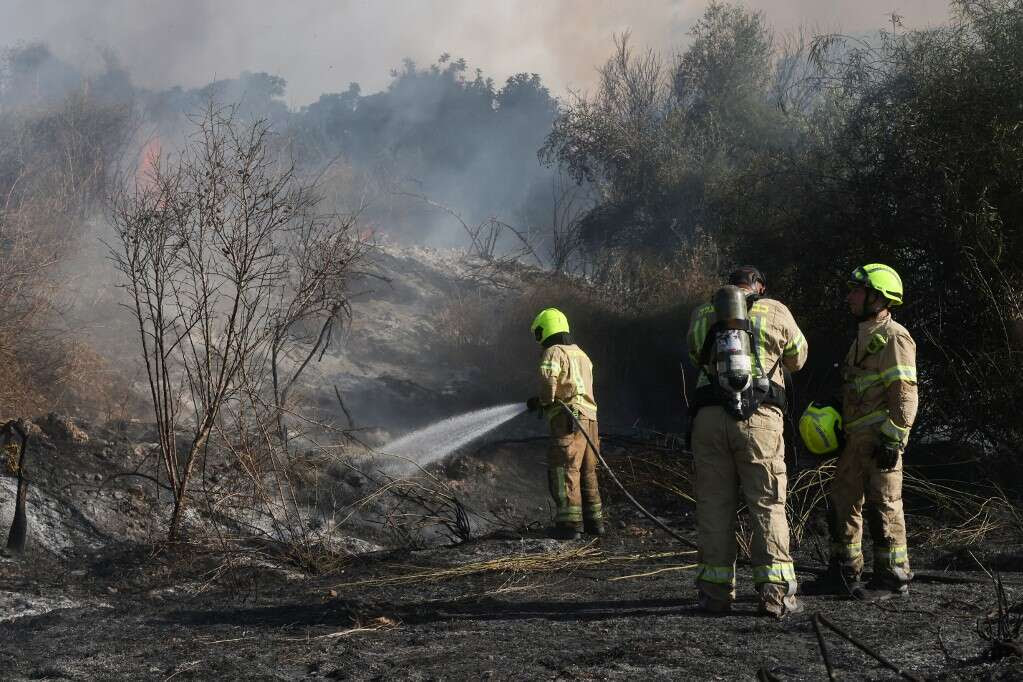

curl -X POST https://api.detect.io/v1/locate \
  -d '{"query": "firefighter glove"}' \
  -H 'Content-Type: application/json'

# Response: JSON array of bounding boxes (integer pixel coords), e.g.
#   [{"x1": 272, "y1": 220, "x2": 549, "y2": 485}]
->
[{"x1": 526, "y1": 396, "x2": 542, "y2": 418}]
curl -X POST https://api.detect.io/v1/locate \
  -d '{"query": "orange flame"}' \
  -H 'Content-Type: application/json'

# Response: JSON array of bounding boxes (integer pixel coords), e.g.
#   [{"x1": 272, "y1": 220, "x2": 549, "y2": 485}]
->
[{"x1": 136, "y1": 136, "x2": 162, "y2": 191}]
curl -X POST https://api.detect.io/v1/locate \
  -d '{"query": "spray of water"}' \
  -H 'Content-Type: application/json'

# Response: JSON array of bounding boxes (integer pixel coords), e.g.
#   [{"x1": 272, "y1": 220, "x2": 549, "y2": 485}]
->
[{"x1": 376, "y1": 403, "x2": 527, "y2": 474}]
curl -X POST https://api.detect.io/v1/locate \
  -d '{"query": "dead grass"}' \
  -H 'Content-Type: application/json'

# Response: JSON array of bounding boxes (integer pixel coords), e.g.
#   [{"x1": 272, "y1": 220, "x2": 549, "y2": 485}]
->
[{"x1": 332, "y1": 543, "x2": 696, "y2": 589}]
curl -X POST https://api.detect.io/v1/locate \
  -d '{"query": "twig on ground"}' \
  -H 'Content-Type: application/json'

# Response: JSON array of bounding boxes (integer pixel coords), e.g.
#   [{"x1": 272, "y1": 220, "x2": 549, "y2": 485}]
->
[
  {"x1": 935, "y1": 626, "x2": 970, "y2": 666},
  {"x1": 286, "y1": 618, "x2": 398, "y2": 641},
  {"x1": 812, "y1": 614, "x2": 837, "y2": 681},
  {"x1": 607, "y1": 563, "x2": 698, "y2": 581},
  {"x1": 162, "y1": 661, "x2": 202, "y2": 681},
  {"x1": 817, "y1": 614, "x2": 924, "y2": 681}
]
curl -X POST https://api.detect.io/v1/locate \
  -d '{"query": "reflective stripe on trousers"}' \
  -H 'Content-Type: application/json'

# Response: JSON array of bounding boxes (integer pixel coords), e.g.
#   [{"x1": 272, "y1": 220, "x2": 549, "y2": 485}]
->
[
  {"x1": 875, "y1": 545, "x2": 909, "y2": 567},
  {"x1": 752, "y1": 562, "x2": 796, "y2": 585},
  {"x1": 830, "y1": 542, "x2": 863, "y2": 560},
  {"x1": 696, "y1": 563, "x2": 735, "y2": 586}
]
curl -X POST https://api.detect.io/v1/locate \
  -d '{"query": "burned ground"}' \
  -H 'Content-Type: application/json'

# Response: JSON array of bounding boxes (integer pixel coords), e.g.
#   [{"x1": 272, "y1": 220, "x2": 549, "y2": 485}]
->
[{"x1": 0, "y1": 418, "x2": 1021, "y2": 681}]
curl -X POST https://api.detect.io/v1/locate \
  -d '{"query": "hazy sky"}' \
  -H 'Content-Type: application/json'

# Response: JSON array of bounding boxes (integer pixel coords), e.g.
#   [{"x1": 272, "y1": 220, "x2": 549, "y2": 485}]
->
[{"x1": 2, "y1": 0, "x2": 954, "y2": 106}]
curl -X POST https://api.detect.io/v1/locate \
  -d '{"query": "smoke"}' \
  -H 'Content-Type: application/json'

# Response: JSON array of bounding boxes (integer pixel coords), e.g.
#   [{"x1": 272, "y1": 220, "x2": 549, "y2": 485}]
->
[
  {"x1": 2, "y1": 0, "x2": 953, "y2": 107},
  {"x1": 0, "y1": 0, "x2": 957, "y2": 426}
]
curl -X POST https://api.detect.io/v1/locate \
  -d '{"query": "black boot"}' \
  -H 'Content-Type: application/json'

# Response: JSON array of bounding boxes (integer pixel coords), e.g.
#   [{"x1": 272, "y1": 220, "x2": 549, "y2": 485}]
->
[
  {"x1": 853, "y1": 569, "x2": 912, "y2": 600},
  {"x1": 583, "y1": 519, "x2": 605, "y2": 536},
  {"x1": 800, "y1": 566, "x2": 863, "y2": 597}
]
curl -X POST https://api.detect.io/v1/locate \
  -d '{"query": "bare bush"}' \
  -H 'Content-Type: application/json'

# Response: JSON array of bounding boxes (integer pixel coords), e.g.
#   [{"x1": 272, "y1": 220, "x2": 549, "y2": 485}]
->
[{"x1": 109, "y1": 103, "x2": 368, "y2": 541}]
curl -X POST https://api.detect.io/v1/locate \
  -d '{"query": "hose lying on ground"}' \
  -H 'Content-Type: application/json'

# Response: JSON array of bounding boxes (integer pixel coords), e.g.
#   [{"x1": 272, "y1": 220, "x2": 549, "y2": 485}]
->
[{"x1": 555, "y1": 400, "x2": 698, "y2": 551}]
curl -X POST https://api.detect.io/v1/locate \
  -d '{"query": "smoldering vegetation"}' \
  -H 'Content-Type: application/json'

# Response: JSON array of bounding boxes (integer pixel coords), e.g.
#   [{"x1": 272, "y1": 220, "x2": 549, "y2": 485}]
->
[{"x1": 0, "y1": 1, "x2": 1022, "y2": 679}]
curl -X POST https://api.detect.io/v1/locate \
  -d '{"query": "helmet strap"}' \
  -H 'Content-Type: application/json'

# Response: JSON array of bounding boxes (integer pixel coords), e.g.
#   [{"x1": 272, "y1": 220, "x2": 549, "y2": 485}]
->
[{"x1": 856, "y1": 289, "x2": 890, "y2": 322}]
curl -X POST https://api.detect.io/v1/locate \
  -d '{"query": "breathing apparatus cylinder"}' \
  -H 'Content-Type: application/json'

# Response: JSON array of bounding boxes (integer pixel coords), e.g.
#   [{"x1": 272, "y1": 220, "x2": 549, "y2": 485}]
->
[{"x1": 712, "y1": 286, "x2": 754, "y2": 414}]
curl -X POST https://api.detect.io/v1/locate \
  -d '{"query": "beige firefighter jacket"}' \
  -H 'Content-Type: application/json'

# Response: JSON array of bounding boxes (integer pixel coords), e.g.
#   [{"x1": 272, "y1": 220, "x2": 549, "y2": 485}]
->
[
  {"x1": 538, "y1": 343, "x2": 598, "y2": 420},
  {"x1": 687, "y1": 296, "x2": 808, "y2": 390},
  {"x1": 841, "y1": 310, "x2": 918, "y2": 447}
]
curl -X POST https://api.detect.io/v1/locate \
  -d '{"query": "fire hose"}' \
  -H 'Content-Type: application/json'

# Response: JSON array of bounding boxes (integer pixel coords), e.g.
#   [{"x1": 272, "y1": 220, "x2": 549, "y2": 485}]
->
[{"x1": 554, "y1": 399, "x2": 698, "y2": 550}]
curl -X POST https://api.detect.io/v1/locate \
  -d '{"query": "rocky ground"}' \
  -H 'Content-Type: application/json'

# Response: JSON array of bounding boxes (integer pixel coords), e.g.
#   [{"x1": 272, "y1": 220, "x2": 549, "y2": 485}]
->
[{"x1": 0, "y1": 416, "x2": 1021, "y2": 680}]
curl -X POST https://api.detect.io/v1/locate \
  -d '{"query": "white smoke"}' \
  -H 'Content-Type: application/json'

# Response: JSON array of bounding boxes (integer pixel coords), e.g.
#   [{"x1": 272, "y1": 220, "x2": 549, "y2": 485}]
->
[{"x1": 0, "y1": 0, "x2": 953, "y2": 107}]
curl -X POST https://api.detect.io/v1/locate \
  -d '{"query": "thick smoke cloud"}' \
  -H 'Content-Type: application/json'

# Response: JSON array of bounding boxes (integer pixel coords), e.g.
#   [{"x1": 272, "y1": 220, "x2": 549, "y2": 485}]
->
[{"x1": 2, "y1": 0, "x2": 952, "y2": 106}]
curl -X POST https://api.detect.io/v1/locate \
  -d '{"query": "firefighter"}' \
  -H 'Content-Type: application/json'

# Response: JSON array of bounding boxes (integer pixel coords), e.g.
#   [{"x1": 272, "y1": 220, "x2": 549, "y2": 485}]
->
[
  {"x1": 526, "y1": 308, "x2": 603, "y2": 540},
  {"x1": 686, "y1": 266, "x2": 808, "y2": 618},
  {"x1": 813, "y1": 264, "x2": 918, "y2": 597}
]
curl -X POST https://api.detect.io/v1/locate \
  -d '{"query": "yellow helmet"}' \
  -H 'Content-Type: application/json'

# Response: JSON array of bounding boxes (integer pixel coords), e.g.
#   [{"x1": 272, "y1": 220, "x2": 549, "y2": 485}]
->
[
  {"x1": 848, "y1": 263, "x2": 904, "y2": 306},
  {"x1": 799, "y1": 402, "x2": 844, "y2": 455},
  {"x1": 531, "y1": 308, "x2": 569, "y2": 343}
]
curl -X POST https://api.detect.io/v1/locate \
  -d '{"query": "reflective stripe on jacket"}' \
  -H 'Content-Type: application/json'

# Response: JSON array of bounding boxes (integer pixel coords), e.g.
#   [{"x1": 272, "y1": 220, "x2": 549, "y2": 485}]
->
[
  {"x1": 842, "y1": 311, "x2": 918, "y2": 442},
  {"x1": 539, "y1": 344, "x2": 598, "y2": 420}
]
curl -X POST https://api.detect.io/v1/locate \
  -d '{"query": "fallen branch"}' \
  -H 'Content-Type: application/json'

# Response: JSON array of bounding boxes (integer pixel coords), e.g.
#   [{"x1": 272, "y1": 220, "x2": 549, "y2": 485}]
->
[
  {"x1": 812, "y1": 614, "x2": 837, "y2": 681},
  {"x1": 817, "y1": 614, "x2": 924, "y2": 681}
]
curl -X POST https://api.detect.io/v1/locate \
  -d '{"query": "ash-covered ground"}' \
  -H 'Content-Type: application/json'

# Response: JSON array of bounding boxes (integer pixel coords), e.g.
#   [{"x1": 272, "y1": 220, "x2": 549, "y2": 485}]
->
[{"x1": 0, "y1": 416, "x2": 1021, "y2": 681}]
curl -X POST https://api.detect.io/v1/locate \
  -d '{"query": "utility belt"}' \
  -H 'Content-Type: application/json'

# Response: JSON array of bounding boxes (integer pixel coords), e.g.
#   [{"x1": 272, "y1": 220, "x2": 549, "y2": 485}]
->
[{"x1": 691, "y1": 378, "x2": 787, "y2": 421}]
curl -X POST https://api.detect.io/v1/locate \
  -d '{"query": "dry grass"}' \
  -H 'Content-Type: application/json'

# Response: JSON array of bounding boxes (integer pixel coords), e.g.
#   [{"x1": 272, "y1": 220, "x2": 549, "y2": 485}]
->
[
  {"x1": 597, "y1": 439, "x2": 1022, "y2": 556},
  {"x1": 787, "y1": 460, "x2": 1023, "y2": 548},
  {"x1": 332, "y1": 543, "x2": 696, "y2": 590}
]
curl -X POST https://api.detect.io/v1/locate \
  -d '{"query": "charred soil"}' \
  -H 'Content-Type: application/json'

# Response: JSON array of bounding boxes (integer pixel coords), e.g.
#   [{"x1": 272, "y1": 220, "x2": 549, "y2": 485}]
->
[{"x1": 0, "y1": 419, "x2": 1021, "y2": 680}]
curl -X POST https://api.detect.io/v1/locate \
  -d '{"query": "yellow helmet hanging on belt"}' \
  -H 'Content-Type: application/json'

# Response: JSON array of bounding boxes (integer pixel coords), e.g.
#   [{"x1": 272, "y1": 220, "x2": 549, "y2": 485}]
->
[
  {"x1": 799, "y1": 402, "x2": 844, "y2": 455},
  {"x1": 531, "y1": 308, "x2": 570, "y2": 343}
]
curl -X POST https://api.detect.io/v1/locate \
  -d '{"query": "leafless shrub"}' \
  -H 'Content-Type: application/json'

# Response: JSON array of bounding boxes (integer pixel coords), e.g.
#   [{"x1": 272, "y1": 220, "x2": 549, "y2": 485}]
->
[
  {"x1": 588, "y1": 229, "x2": 721, "y2": 312},
  {"x1": 395, "y1": 190, "x2": 542, "y2": 290},
  {"x1": 546, "y1": 169, "x2": 592, "y2": 274},
  {"x1": 977, "y1": 573, "x2": 1023, "y2": 660},
  {"x1": 109, "y1": 103, "x2": 369, "y2": 541}
]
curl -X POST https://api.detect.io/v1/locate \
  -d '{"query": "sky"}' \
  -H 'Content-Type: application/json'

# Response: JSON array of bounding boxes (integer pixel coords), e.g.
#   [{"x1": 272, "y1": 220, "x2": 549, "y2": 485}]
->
[{"x1": 0, "y1": 0, "x2": 954, "y2": 106}]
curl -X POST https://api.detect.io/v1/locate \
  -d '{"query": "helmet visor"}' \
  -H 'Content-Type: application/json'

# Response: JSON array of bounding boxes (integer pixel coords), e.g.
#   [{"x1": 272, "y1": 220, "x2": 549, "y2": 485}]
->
[{"x1": 848, "y1": 266, "x2": 869, "y2": 286}]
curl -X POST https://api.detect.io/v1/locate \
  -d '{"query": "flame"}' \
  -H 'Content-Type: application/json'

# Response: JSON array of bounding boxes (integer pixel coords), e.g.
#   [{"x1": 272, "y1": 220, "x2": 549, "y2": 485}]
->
[{"x1": 136, "y1": 136, "x2": 162, "y2": 191}]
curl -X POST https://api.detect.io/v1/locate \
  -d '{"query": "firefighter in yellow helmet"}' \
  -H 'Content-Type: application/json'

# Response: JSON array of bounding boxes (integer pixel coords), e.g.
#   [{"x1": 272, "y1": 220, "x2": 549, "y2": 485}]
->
[
  {"x1": 526, "y1": 308, "x2": 602, "y2": 540},
  {"x1": 810, "y1": 264, "x2": 918, "y2": 598},
  {"x1": 686, "y1": 266, "x2": 808, "y2": 618}
]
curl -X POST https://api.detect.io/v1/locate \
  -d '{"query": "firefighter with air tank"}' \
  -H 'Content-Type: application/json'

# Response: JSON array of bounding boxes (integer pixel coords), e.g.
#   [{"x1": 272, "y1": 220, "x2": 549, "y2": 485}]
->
[
  {"x1": 685, "y1": 266, "x2": 808, "y2": 618},
  {"x1": 800, "y1": 264, "x2": 918, "y2": 598}
]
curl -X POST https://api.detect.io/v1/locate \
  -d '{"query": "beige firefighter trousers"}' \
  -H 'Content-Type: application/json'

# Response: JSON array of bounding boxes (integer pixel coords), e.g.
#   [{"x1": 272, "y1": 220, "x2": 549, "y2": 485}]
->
[
  {"x1": 829, "y1": 429, "x2": 911, "y2": 582},
  {"x1": 547, "y1": 411, "x2": 602, "y2": 529},
  {"x1": 692, "y1": 405, "x2": 795, "y2": 604}
]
